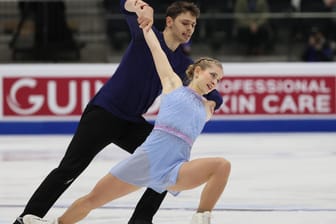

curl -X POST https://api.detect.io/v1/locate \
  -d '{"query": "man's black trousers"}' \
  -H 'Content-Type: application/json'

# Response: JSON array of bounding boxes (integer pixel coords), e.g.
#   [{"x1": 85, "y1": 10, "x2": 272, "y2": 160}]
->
[{"x1": 18, "y1": 105, "x2": 167, "y2": 223}]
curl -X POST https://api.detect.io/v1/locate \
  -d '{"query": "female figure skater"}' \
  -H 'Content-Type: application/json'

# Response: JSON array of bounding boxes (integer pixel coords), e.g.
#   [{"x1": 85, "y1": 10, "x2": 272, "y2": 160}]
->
[{"x1": 23, "y1": 14, "x2": 231, "y2": 224}]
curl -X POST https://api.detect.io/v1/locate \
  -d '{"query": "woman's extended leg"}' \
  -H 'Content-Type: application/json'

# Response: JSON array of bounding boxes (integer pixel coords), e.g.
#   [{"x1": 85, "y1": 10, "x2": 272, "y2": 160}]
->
[
  {"x1": 168, "y1": 157, "x2": 231, "y2": 212},
  {"x1": 59, "y1": 174, "x2": 140, "y2": 224}
]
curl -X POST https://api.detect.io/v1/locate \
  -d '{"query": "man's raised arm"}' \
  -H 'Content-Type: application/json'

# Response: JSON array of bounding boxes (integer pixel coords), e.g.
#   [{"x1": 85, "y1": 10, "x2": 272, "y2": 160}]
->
[{"x1": 124, "y1": 0, "x2": 153, "y2": 31}]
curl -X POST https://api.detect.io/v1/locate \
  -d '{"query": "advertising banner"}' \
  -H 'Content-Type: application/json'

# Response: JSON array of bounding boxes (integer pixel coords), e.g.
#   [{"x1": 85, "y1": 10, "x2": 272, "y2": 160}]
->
[
  {"x1": 216, "y1": 76, "x2": 335, "y2": 116},
  {"x1": 3, "y1": 77, "x2": 107, "y2": 118},
  {"x1": 1, "y1": 63, "x2": 336, "y2": 134}
]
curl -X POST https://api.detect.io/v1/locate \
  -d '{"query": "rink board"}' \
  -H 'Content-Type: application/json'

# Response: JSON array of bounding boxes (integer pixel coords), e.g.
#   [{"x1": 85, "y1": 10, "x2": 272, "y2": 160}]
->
[
  {"x1": 1, "y1": 119, "x2": 336, "y2": 134},
  {"x1": 1, "y1": 63, "x2": 336, "y2": 134}
]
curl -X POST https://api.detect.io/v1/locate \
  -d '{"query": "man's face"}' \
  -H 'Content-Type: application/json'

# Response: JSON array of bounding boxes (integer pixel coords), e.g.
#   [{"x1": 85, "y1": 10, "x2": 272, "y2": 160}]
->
[{"x1": 167, "y1": 12, "x2": 197, "y2": 43}]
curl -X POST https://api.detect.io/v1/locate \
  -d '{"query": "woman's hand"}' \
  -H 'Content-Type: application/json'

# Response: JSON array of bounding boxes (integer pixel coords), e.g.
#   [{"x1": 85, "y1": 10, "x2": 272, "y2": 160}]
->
[
  {"x1": 136, "y1": 3, "x2": 153, "y2": 32},
  {"x1": 125, "y1": 0, "x2": 153, "y2": 32}
]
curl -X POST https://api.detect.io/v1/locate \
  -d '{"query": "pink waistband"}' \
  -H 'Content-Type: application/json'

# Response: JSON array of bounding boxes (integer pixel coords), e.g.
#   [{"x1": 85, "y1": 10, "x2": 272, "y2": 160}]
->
[{"x1": 154, "y1": 125, "x2": 193, "y2": 146}]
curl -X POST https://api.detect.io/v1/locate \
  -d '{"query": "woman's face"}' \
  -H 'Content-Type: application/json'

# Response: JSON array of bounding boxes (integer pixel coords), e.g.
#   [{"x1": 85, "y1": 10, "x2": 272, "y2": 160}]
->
[{"x1": 194, "y1": 64, "x2": 223, "y2": 95}]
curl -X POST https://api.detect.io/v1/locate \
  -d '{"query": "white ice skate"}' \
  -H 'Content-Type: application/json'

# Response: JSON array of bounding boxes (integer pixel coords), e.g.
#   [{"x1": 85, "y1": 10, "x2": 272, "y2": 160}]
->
[
  {"x1": 190, "y1": 211, "x2": 212, "y2": 224},
  {"x1": 23, "y1": 215, "x2": 58, "y2": 224}
]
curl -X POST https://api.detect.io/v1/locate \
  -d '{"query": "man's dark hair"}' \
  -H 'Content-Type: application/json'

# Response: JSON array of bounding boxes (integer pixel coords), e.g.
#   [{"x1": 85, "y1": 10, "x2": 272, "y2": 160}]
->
[{"x1": 166, "y1": 1, "x2": 200, "y2": 19}]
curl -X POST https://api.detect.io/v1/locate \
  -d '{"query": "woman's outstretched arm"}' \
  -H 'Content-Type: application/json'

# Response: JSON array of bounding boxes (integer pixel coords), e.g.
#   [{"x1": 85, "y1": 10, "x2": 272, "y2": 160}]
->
[{"x1": 143, "y1": 28, "x2": 182, "y2": 93}]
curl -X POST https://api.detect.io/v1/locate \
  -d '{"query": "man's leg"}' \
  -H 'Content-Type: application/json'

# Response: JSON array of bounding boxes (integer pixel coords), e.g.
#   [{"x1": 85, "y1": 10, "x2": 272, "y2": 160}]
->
[
  {"x1": 128, "y1": 189, "x2": 167, "y2": 224},
  {"x1": 13, "y1": 106, "x2": 121, "y2": 223},
  {"x1": 115, "y1": 122, "x2": 167, "y2": 224},
  {"x1": 23, "y1": 174, "x2": 140, "y2": 224}
]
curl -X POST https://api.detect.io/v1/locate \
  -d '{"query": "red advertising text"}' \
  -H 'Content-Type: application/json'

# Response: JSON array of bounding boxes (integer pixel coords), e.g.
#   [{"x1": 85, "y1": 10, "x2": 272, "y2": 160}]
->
[
  {"x1": 2, "y1": 76, "x2": 336, "y2": 118},
  {"x1": 3, "y1": 77, "x2": 107, "y2": 116},
  {"x1": 216, "y1": 76, "x2": 335, "y2": 115}
]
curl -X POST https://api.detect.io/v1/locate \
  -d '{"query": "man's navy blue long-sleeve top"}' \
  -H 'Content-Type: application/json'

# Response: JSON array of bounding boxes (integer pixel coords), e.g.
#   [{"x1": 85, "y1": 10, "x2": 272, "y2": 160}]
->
[{"x1": 90, "y1": 0, "x2": 222, "y2": 123}]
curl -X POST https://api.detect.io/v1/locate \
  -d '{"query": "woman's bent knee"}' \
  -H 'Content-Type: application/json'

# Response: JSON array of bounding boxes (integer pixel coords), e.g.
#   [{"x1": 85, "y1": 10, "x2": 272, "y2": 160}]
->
[{"x1": 215, "y1": 158, "x2": 231, "y2": 177}]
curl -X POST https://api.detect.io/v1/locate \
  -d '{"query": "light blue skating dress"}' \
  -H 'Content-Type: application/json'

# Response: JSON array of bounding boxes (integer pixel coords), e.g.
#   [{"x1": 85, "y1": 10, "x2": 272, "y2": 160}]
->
[{"x1": 110, "y1": 86, "x2": 207, "y2": 195}]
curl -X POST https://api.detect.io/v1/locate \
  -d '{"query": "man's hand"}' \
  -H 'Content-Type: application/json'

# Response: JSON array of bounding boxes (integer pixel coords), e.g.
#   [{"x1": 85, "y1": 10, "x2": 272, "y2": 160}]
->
[
  {"x1": 125, "y1": 0, "x2": 153, "y2": 31},
  {"x1": 205, "y1": 100, "x2": 216, "y2": 116},
  {"x1": 137, "y1": 3, "x2": 153, "y2": 32}
]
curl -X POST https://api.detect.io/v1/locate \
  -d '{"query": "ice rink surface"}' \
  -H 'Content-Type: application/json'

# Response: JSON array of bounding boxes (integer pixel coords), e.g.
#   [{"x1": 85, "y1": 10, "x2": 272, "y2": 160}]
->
[{"x1": 1, "y1": 133, "x2": 336, "y2": 224}]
